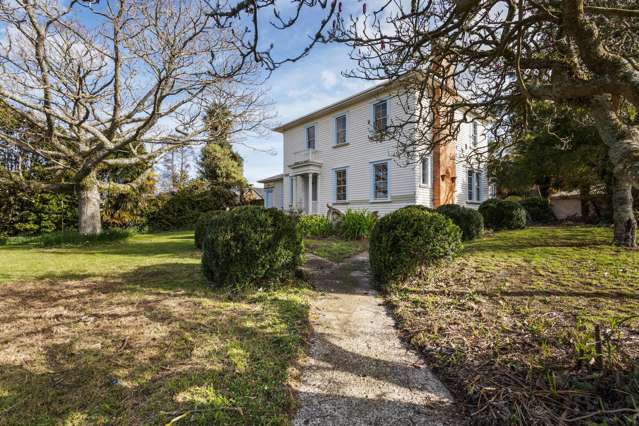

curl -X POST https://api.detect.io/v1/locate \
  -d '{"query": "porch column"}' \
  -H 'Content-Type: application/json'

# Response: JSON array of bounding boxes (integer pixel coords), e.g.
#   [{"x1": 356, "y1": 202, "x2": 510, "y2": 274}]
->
[
  {"x1": 290, "y1": 175, "x2": 295, "y2": 210},
  {"x1": 308, "y1": 172, "x2": 313, "y2": 214}
]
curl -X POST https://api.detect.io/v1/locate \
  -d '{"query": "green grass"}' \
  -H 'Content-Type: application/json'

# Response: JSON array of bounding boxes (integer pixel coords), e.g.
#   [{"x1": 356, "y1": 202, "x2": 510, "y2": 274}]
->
[
  {"x1": 304, "y1": 237, "x2": 368, "y2": 263},
  {"x1": 387, "y1": 226, "x2": 639, "y2": 423},
  {"x1": 0, "y1": 231, "x2": 309, "y2": 425}
]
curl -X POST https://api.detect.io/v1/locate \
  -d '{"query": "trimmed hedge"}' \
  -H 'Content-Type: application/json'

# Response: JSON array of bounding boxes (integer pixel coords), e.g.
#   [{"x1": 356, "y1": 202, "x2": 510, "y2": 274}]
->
[
  {"x1": 201, "y1": 206, "x2": 303, "y2": 289},
  {"x1": 369, "y1": 207, "x2": 463, "y2": 286},
  {"x1": 479, "y1": 199, "x2": 527, "y2": 230},
  {"x1": 519, "y1": 197, "x2": 556, "y2": 224},
  {"x1": 194, "y1": 211, "x2": 223, "y2": 249},
  {"x1": 336, "y1": 209, "x2": 377, "y2": 240},
  {"x1": 297, "y1": 215, "x2": 333, "y2": 238},
  {"x1": 436, "y1": 204, "x2": 484, "y2": 240}
]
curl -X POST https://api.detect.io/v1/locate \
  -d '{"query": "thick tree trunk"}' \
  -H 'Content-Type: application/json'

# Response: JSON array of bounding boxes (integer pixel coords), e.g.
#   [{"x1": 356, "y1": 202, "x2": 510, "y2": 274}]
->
[
  {"x1": 590, "y1": 98, "x2": 639, "y2": 246},
  {"x1": 78, "y1": 174, "x2": 102, "y2": 236},
  {"x1": 612, "y1": 178, "x2": 637, "y2": 247}
]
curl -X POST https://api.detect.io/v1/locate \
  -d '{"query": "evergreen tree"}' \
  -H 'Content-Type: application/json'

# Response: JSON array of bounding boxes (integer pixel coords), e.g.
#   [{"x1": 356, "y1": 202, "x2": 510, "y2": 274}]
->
[{"x1": 198, "y1": 105, "x2": 248, "y2": 194}]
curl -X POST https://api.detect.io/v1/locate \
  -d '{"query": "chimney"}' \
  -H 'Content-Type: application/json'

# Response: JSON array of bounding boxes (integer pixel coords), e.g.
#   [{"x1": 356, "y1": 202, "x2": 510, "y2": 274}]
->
[{"x1": 430, "y1": 41, "x2": 457, "y2": 207}]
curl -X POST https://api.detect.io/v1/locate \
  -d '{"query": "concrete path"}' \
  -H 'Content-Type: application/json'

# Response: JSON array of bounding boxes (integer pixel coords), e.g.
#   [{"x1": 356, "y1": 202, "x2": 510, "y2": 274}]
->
[{"x1": 292, "y1": 252, "x2": 461, "y2": 426}]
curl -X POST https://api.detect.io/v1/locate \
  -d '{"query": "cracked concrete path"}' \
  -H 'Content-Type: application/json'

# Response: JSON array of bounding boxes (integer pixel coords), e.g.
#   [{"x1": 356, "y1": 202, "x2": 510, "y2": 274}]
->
[{"x1": 292, "y1": 252, "x2": 461, "y2": 426}]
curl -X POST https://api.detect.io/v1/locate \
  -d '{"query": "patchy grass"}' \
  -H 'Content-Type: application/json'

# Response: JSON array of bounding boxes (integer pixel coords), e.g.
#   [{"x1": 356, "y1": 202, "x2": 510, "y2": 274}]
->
[
  {"x1": 0, "y1": 231, "x2": 309, "y2": 425},
  {"x1": 305, "y1": 237, "x2": 368, "y2": 263},
  {"x1": 387, "y1": 226, "x2": 639, "y2": 424}
]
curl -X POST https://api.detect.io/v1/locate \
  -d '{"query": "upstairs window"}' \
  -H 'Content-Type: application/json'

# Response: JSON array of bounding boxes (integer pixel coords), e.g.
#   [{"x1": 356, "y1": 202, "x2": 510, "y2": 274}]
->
[
  {"x1": 467, "y1": 170, "x2": 481, "y2": 202},
  {"x1": 335, "y1": 114, "x2": 347, "y2": 145},
  {"x1": 373, "y1": 100, "x2": 388, "y2": 132},
  {"x1": 421, "y1": 156, "x2": 432, "y2": 186},
  {"x1": 372, "y1": 160, "x2": 390, "y2": 200},
  {"x1": 335, "y1": 168, "x2": 347, "y2": 202},
  {"x1": 306, "y1": 125, "x2": 316, "y2": 149}
]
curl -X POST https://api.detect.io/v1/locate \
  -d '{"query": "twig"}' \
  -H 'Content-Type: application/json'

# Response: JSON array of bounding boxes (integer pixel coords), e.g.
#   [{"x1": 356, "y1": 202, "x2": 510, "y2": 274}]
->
[
  {"x1": 564, "y1": 408, "x2": 639, "y2": 423},
  {"x1": 162, "y1": 407, "x2": 244, "y2": 425}
]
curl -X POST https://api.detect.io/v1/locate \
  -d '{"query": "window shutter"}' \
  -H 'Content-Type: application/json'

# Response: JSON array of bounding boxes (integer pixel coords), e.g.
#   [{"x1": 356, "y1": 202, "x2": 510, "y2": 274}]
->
[
  {"x1": 368, "y1": 102, "x2": 375, "y2": 135},
  {"x1": 331, "y1": 116, "x2": 336, "y2": 146}
]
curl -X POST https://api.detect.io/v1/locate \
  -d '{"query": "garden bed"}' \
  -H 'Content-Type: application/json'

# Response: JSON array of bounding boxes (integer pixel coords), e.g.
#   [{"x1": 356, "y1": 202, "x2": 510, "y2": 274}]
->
[{"x1": 387, "y1": 226, "x2": 639, "y2": 424}]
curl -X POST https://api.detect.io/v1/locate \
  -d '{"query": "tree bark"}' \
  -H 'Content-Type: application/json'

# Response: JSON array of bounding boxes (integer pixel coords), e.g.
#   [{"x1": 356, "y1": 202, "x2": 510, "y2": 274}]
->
[
  {"x1": 612, "y1": 177, "x2": 637, "y2": 247},
  {"x1": 78, "y1": 173, "x2": 102, "y2": 236},
  {"x1": 590, "y1": 98, "x2": 639, "y2": 246}
]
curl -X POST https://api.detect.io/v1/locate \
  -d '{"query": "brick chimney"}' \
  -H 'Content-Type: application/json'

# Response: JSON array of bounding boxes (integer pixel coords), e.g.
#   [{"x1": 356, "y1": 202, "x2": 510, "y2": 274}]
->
[{"x1": 430, "y1": 45, "x2": 457, "y2": 207}]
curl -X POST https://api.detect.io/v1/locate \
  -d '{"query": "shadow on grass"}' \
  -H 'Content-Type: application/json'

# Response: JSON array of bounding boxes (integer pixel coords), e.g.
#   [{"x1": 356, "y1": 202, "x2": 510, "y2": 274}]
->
[{"x1": 0, "y1": 270, "x2": 309, "y2": 425}]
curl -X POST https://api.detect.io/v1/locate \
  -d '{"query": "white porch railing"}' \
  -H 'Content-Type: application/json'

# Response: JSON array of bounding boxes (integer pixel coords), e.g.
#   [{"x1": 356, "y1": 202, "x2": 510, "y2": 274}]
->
[{"x1": 292, "y1": 149, "x2": 320, "y2": 164}]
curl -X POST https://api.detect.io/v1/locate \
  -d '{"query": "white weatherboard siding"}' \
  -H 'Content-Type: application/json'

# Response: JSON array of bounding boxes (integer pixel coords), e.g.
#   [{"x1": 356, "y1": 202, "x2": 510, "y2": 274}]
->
[
  {"x1": 455, "y1": 115, "x2": 490, "y2": 208},
  {"x1": 282, "y1": 90, "x2": 418, "y2": 216}
]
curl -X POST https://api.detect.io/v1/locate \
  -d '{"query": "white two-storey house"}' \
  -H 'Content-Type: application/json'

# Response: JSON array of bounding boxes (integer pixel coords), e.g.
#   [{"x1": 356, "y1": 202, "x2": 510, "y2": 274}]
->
[{"x1": 259, "y1": 80, "x2": 491, "y2": 215}]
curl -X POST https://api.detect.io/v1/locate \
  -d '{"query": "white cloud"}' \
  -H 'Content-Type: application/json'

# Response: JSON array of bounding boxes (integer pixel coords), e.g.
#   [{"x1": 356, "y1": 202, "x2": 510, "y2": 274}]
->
[{"x1": 320, "y1": 70, "x2": 338, "y2": 88}]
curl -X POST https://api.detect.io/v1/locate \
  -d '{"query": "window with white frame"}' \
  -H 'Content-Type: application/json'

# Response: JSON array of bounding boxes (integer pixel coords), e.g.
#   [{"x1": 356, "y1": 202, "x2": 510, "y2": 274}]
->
[
  {"x1": 334, "y1": 168, "x2": 347, "y2": 202},
  {"x1": 335, "y1": 115, "x2": 347, "y2": 145},
  {"x1": 372, "y1": 161, "x2": 390, "y2": 200},
  {"x1": 373, "y1": 100, "x2": 388, "y2": 132},
  {"x1": 421, "y1": 156, "x2": 432, "y2": 186},
  {"x1": 264, "y1": 188, "x2": 273, "y2": 208},
  {"x1": 306, "y1": 125, "x2": 316, "y2": 149},
  {"x1": 471, "y1": 121, "x2": 479, "y2": 146},
  {"x1": 467, "y1": 170, "x2": 481, "y2": 202}
]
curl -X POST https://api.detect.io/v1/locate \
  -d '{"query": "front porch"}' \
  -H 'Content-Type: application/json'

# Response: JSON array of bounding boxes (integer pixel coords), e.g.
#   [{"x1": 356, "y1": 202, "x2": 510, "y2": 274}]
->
[{"x1": 290, "y1": 172, "x2": 320, "y2": 214}]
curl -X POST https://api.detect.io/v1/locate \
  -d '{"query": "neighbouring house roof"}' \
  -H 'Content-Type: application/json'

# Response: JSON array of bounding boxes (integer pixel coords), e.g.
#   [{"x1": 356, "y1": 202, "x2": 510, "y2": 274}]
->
[
  {"x1": 272, "y1": 79, "x2": 398, "y2": 133},
  {"x1": 258, "y1": 173, "x2": 284, "y2": 183},
  {"x1": 251, "y1": 187, "x2": 265, "y2": 199}
]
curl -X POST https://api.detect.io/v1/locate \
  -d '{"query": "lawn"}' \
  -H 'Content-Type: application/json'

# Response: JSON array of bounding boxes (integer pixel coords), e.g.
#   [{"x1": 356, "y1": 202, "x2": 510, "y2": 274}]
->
[
  {"x1": 387, "y1": 226, "x2": 639, "y2": 424},
  {"x1": 304, "y1": 237, "x2": 368, "y2": 263},
  {"x1": 0, "y1": 231, "x2": 309, "y2": 425}
]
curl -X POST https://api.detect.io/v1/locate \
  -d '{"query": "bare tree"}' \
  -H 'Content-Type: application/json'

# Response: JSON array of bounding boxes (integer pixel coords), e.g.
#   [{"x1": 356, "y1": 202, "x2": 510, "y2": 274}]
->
[
  {"x1": 0, "y1": 0, "x2": 268, "y2": 234},
  {"x1": 206, "y1": 0, "x2": 639, "y2": 246}
]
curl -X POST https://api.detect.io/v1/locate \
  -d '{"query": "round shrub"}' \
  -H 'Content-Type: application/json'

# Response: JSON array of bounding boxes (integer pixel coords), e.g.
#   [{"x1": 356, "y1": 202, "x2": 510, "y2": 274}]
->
[
  {"x1": 478, "y1": 198, "x2": 527, "y2": 230},
  {"x1": 194, "y1": 211, "x2": 222, "y2": 249},
  {"x1": 369, "y1": 208, "x2": 463, "y2": 286},
  {"x1": 519, "y1": 197, "x2": 555, "y2": 224},
  {"x1": 436, "y1": 204, "x2": 484, "y2": 240},
  {"x1": 335, "y1": 209, "x2": 377, "y2": 240},
  {"x1": 297, "y1": 215, "x2": 333, "y2": 238},
  {"x1": 201, "y1": 206, "x2": 303, "y2": 289}
]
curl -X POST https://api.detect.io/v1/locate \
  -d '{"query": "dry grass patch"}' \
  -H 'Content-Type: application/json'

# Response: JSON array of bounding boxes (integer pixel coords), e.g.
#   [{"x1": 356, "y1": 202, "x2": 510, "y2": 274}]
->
[
  {"x1": 387, "y1": 226, "x2": 639, "y2": 425},
  {"x1": 0, "y1": 231, "x2": 309, "y2": 425}
]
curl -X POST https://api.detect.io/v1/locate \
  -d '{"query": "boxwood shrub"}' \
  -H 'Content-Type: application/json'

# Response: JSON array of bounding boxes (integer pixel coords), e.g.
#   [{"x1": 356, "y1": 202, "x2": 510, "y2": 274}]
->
[
  {"x1": 478, "y1": 199, "x2": 527, "y2": 230},
  {"x1": 201, "y1": 206, "x2": 303, "y2": 289},
  {"x1": 369, "y1": 207, "x2": 463, "y2": 286},
  {"x1": 194, "y1": 211, "x2": 222, "y2": 249},
  {"x1": 297, "y1": 215, "x2": 333, "y2": 238},
  {"x1": 436, "y1": 204, "x2": 484, "y2": 240},
  {"x1": 519, "y1": 197, "x2": 556, "y2": 224}
]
